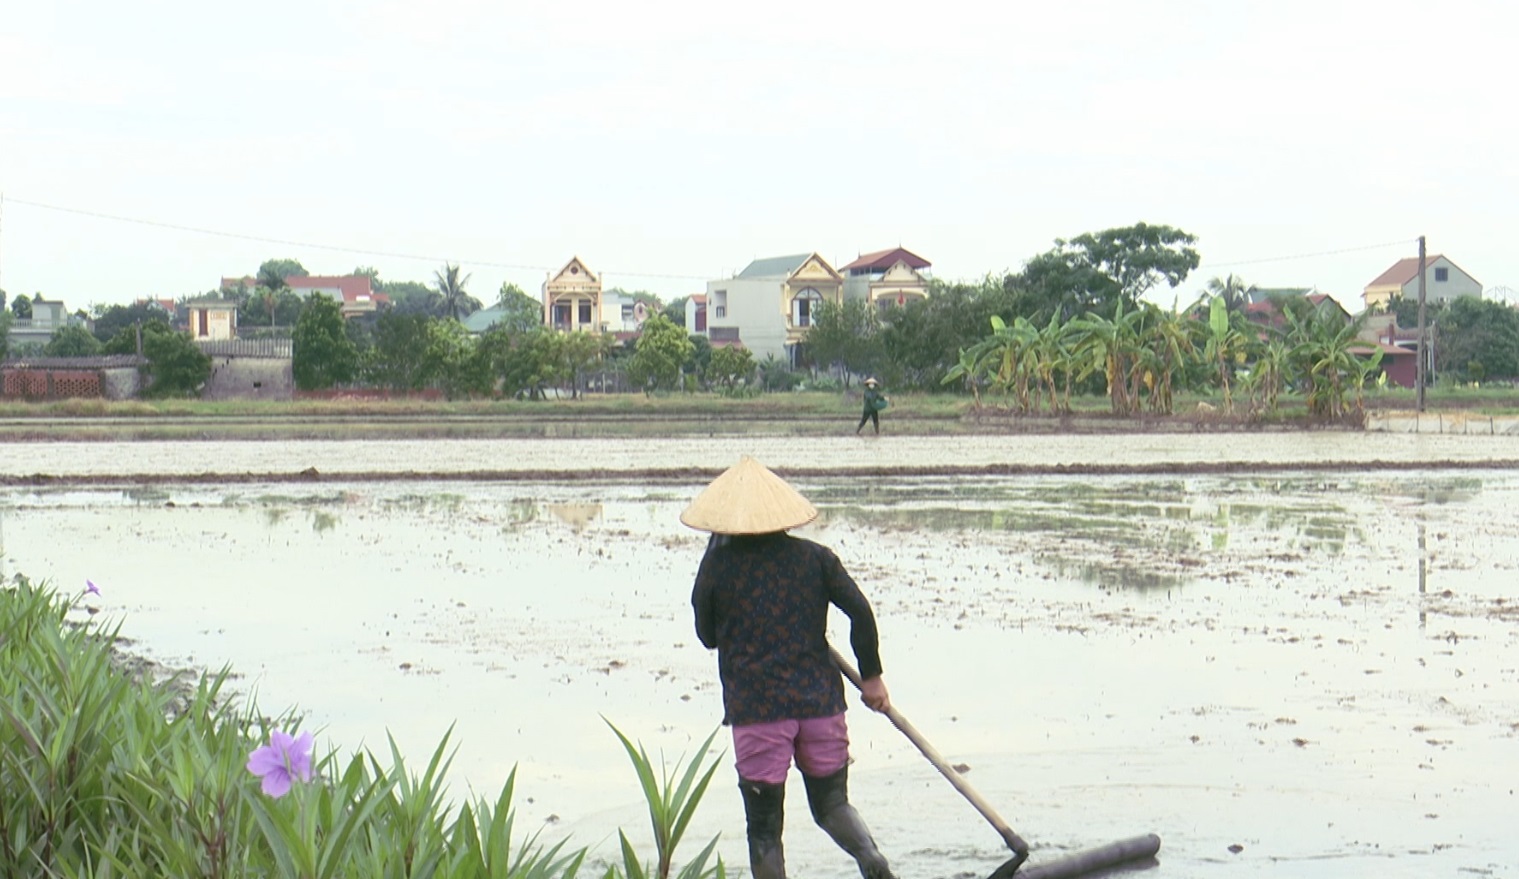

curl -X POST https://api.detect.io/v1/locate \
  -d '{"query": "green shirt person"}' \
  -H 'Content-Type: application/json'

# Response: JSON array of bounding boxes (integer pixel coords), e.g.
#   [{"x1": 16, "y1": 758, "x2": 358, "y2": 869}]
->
[{"x1": 856, "y1": 378, "x2": 886, "y2": 435}]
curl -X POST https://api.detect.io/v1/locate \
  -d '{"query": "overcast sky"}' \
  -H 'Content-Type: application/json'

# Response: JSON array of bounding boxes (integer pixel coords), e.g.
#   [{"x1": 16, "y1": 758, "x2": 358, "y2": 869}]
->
[{"x1": 3, "y1": 0, "x2": 1515, "y2": 313}]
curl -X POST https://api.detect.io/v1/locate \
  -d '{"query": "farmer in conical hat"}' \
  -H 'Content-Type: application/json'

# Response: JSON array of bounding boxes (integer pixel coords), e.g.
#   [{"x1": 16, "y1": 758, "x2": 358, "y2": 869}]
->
[
  {"x1": 856, "y1": 377, "x2": 886, "y2": 435},
  {"x1": 684, "y1": 457, "x2": 897, "y2": 879}
]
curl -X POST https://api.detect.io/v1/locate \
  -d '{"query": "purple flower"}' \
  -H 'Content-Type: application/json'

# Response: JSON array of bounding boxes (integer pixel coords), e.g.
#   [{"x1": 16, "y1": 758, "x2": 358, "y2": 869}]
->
[
  {"x1": 85, "y1": 580, "x2": 101, "y2": 596},
  {"x1": 246, "y1": 729, "x2": 314, "y2": 798}
]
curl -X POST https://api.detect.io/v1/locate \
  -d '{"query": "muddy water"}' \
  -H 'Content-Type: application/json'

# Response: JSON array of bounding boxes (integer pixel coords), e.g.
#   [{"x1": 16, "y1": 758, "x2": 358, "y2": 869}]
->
[{"x1": 2, "y1": 458, "x2": 1517, "y2": 878}]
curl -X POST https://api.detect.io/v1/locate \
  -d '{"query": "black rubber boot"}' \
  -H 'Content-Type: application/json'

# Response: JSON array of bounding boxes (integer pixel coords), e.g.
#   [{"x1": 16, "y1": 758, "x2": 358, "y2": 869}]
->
[
  {"x1": 740, "y1": 779, "x2": 787, "y2": 879},
  {"x1": 804, "y1": 767, "x2": 896, "y2": 879}
]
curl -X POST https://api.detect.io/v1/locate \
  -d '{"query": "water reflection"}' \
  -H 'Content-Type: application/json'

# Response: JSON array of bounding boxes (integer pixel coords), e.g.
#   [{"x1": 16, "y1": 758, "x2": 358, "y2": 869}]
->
[{"x1": 0, "y1": 473, "x2": 1492, "y2": 599}]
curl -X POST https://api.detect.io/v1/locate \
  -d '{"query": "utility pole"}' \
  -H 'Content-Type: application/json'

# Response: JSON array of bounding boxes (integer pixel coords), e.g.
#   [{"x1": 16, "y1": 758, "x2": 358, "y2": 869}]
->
[{"x1": 1416, "y1": 236, "x2": 1428, "y2": 412}]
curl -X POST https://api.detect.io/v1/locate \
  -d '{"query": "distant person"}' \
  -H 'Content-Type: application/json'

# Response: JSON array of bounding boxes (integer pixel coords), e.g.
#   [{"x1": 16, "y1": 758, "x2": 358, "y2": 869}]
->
[
  {"x1": 856, "y1": 378, "x2": 886, "y2": 435},
  {"x1": 685, "y1": 457, "x2": 897, "y2": 879}
]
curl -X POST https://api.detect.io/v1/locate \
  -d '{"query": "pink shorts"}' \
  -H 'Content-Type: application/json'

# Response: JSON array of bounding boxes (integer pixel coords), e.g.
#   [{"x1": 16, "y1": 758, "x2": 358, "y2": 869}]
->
[{"x1": 732, "y1": 713, "x2": 850, "y2": 784}]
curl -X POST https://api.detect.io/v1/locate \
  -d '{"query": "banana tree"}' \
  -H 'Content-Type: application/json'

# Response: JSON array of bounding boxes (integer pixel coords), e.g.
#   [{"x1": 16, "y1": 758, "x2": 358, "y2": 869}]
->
[
  {"x1": 1201, "y1": 296, "x2": 1253, "y2": 414},
  {"x1": 1136, "y1": 304, "x2": 1194, "y2": 415},
  {"x1": 1069, "y1": 303, "x2": 1146, "y2": 415}
]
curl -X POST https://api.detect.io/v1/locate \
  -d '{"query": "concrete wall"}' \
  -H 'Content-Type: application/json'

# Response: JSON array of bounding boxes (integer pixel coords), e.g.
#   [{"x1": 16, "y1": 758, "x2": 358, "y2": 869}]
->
[
  {"x1": 101, "y1": 367, "x2": 143, "y2": 400},
  {"x1": 202, "y1": 356, "x2": 294, "y2": 401}
]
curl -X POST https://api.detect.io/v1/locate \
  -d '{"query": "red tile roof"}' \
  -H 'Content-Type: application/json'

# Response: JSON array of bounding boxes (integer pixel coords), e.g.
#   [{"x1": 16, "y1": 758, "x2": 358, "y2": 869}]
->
[
  {"x1": 840, "y1": 247, "x2": 931, "y2": 272},
  {"x1": 1366, "y1": 256, "x2": 1447, "y2": 288},
  {"x1": 285, "y1": 275, "x2": 390, "y2": 304}
]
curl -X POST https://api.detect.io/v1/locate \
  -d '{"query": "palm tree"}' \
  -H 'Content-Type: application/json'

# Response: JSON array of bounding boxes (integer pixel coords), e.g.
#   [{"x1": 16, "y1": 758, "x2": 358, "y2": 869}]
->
[
  {"x1": 1205, "y1": 274, "x2": 1253, "y2": 313},
  {"x1": 433, "y1": 263, "x2": 474, "y2": 321}
]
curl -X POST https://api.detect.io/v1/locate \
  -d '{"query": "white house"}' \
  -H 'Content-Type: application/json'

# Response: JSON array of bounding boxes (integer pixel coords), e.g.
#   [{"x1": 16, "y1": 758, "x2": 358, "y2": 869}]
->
[
  {"x1": 1363, "y1": 255, "x2": 1481, "y2": 310},
  {"x1": 703, "y1": 253, "x2": 844, "y2": 365}
]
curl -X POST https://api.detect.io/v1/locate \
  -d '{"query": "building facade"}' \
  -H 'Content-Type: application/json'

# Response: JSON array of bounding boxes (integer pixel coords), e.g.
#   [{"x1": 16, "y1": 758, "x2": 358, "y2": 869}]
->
[
  {"x1": 1363, "y1": 255, "x2": 1481, "y2": 310},
  {"x1": 543, "y1": 257, "x2": 602, "y2": 332},
  {"x1": 839, "y1": 247, "x2": 932, "y2": 314},
  {"x1": 703, "y1": 253, "x2": 844, "y2": 365}
]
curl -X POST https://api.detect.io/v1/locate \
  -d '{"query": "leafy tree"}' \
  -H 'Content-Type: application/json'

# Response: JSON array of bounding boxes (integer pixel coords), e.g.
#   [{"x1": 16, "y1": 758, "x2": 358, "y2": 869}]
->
[
  {"x1": 626, "y1": 314, "x2": 694, "y2": 393},
  {"x1": 756, "y1": 353, "x2": 801, "y2": 391},
  {"x1": 470, "y1": 327, "x2": 562, "y2": 399},
  {"x1": 1015, "y1": 223, "x2": 1200, "y2": 319},
  {"x1": 102, "y1": 318, "x2": 166, "y2": 355},
  {"x1": 238, "y1": 286, "x2": 304, "y2": 328},
  {"x1": 91, "y1": 301, "x2": 174, "y2": 343},
  {"x1": 0, "y1": 311, "x2": 12, "y2": 360},
  {"x1": 44, "y1": 325, "x2": 103, "y2": 357},
  {"x1": 663, "y1": 296, "x2": 690, "y2": 328},
  {"x1": 365, "y1": 313, "x2": 437, "y2": 391},
  {"x1": 141, "y1": 328, "x2": 212, "y2": 398},
  {"x1": 0, "y1": 288, "x2": 7, "y2": 311},
  {"x1": 1431, "y1": 297, "x2": 1519, "y2": 381},
  {"x1": 100, "y1": 319, "x2": 209, "y2": 396},
  {"x1": 292, "y1": 294, "x2": 359, "y2": 390},
  {"x1": 433, "y1": 263, "x2": 479, "y2": 321},
  {"x1": 385, "y1": 281, "x2": 441, "y2": 316},
  {"x1": 558, "y1": 330, "x2": 612, "y2": 398},
  {"x1": 708, "y1": 345, "x2": 755, "y2": 391},
  {"x1": 257, "y1": 258, "x2": 307, "y2": 290},
  {"x1": 806, "y1": 299, "x2": 883, "y2": 384},
  {"x1": 496, "y1": 283, "x2": 544, "y2": 333},
  {"x1": 12, "y1": 296, "x2": 32, "y2": 319},
  {"x1": 684, "y1": 333, "x2": 712, "y2": 390},
  {"x1": 881, "y1": 276, "x2": 1019, "y2": 388}
]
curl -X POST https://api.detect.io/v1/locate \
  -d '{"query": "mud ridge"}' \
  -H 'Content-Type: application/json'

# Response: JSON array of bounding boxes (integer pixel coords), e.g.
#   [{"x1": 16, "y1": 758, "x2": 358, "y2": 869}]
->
[{"x1": 8, "y1": 457, "x2": 1519, "y2": 486}]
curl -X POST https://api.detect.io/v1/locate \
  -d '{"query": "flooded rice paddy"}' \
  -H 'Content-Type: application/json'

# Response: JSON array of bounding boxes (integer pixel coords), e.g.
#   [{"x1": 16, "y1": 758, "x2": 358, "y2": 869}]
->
[{"x1": 2, "y1": 436, "x2": 1517, "y2": 878}]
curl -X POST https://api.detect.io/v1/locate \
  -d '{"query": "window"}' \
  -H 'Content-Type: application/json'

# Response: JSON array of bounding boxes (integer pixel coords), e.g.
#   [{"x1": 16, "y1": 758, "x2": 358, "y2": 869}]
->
[
  {"x1": 621, "y1": 304, "x2": 635, "y2": 321},
  {"x1": 792, "y1": 287, "x2": 823, "y2": 327},
  {"x1": 578, "y1": 302, "x2": 593, "y2": 324},
  {"x1": 715, "y1": 306, "x2": 726, "y2": 318},
  {"x1": 712, "y1": 290, "x2": 727, "y2": 320},
  {"x1": 553, "y1": 303, "x2": 572, "y2": 329},
  {"x1": 1434, "y1": 267, "x2": 1449, "y2": 282},
  {"x1": 710, "y1": 327, "x2": 740, "y2": 342}
]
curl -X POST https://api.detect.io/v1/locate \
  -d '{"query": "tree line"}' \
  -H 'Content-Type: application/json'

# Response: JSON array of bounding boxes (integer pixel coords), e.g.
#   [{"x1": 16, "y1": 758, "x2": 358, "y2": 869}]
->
[{"x1": 8, "y1": 223, "x2": 1519, "y2": 404}]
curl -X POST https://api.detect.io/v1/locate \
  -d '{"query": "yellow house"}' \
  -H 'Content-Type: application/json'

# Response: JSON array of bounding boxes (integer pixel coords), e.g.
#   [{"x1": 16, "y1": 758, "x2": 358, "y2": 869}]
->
[
  {"x1": 780, "y1": 254, "x2": 845, "y2": 349},
  {"x1": 840, "y1": 247, "x2": 933, "y2": 313},
  {"x1": 186, "y1": 301, "x2": 238, "y2": 341},
  {"x1": 543, "y1": 257, "x2": 602, "y2": 332}
]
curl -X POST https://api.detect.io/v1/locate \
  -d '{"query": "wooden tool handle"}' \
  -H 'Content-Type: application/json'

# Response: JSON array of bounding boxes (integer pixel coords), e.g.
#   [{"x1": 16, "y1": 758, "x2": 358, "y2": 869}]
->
[{"x1": 830, "y1": 646, "x2": 1029, "y2": 856}]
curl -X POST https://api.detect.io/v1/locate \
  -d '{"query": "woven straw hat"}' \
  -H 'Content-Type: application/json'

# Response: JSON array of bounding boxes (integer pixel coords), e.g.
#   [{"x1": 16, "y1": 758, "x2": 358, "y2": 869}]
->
[
  {"x1": 864, "y1": 377, "x2": 880, "y2": 386},
  {"x1": 680, "y1": 456, "x2": 818, "y2": 534}
]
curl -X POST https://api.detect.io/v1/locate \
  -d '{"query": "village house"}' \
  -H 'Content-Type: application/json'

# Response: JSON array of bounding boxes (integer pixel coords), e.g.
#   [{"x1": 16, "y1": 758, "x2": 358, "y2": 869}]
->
[
  {"x1": 1362, "y1": 255, "x2": 1481, "y2": 311},
  {"x1": 6, "y1": 298, "x2": 88, "y2": 350},
  {"x1": 185, "y1": 300, "x2": 238, "y2": 341},
  {"x1": 542, "y1": 257, "x2": 602, "y2": 332},
  {"x1": 284, "y1": 275, "x2": 390, "y2": 319},
  {"x1": 839, "y1": 247, "x2": 933, "y2": 314},
  {"x1": 702, "y1": 253, "x2": 844, "y2": 365}
]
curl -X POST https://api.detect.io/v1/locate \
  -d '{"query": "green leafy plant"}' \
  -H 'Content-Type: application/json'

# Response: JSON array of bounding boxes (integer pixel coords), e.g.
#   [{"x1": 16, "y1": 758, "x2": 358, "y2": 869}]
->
[{"x1": 604, "y1": 721, "x2": 725, "y2": 879}]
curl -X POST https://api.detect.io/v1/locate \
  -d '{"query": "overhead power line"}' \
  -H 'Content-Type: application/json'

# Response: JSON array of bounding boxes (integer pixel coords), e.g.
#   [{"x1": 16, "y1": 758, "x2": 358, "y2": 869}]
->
[
  {"x1": 7, "y1": 194, "x2": 1420, "y2": 286},
  {"x1": 1198, "y1": 238, "x2": 1416, "y2": 271},
  {"x1": 3, "y1": 196, "x2": 714, "y2": 283}
]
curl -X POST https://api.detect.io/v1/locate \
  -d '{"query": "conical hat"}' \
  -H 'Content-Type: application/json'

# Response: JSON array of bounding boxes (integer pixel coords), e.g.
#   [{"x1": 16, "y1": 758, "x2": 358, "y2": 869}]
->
[{"x1": 680, "y1": 456, "x2": 818, "y2": 534}]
